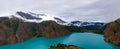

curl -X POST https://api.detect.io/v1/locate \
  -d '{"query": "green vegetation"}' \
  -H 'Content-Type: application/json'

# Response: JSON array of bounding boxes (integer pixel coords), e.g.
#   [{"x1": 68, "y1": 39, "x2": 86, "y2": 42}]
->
[
  {"x1": 31, "y1": 32, "x2": 42, "y2": 38},
  {"x1": 62, "y1": 25, "x2": 104, "y2": 34},
  {"x1": 31, "y1": 27, "x2": 42, "y2": 37},
  {"x1": 49, "y1": 43, "x2": 84, "y2": 49},
  {"x1": 79, "y1": 29, "x2": 103, "y2": 34},
  {"x1": 4, "y1": 21, "x2": 12, "y2": 27},
  {"x1": 4, "y1": 20, "x2": 19, "y2": 32},
  {"x1": 62, "y1": 26, "x2": 82, "y2": 32},
  {"x1": 12, "y1": 20, "x2": 19, "y2": 32}
]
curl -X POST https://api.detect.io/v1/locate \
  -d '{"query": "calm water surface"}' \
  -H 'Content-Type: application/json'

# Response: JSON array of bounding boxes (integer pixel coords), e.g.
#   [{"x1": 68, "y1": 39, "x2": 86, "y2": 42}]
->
[{"x1": 0, "y1": 32, "x2": 119, "y2": 49}]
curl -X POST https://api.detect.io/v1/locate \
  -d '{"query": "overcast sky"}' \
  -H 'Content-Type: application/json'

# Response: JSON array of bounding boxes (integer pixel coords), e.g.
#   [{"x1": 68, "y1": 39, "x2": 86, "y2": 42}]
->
[{"x1": 0, "y1": 0, "x2": 120, "y2": 22}]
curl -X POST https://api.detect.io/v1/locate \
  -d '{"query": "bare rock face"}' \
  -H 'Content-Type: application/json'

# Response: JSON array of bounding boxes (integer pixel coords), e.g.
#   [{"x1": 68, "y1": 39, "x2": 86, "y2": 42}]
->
[
  {"x1": 39, "y1": 21, "x2": 70, "y2": 38},
  {"x1": 0, "y1": 17, "x2": 70, "y2": 45},
  {"x1": 104, "y1": 18, "x2": 120, "y2": 46}
]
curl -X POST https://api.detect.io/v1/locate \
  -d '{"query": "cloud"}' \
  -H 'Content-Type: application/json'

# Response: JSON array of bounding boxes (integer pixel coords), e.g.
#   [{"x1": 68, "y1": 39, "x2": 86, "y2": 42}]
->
[
  {"x1": 0, "y1": 0, "x2": 119, "y2": 22},
  {"x1": 0, "y1": 0, "x2": 100, "y2": 15}
]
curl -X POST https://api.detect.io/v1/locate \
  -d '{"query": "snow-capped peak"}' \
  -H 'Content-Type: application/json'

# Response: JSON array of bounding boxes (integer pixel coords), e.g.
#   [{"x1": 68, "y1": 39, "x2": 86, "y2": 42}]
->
[
  {"x1": 40, "y1": 14, "x2": 55, "y2": 21},
  {"x1": 13, "y1": 11, "x2": 66, "y2": 23},
  {"x1": 28, "y1": 12, "x2": 46, "y2": 17},
  {"x1": 1, "y1": 11, "x2": 106, "y2": 27}
]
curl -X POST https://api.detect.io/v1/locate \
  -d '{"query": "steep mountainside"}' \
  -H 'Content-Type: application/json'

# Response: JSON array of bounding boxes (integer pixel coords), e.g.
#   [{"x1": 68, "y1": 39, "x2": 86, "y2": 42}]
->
[
  {"x1": 104, "y1": 18, "x2": 120, "y2": 46},
  {"x1": 0, "y1": 11, "x2": 106, "y2": 45},
  {"x1": 0, "y1": 17, "x2": 70, "y2": 45}
]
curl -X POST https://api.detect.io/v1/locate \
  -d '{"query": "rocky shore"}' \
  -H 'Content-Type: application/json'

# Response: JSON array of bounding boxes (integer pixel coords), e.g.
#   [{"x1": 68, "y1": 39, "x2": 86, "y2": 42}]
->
[{"x1": 49, "y1": 43, "x2": 84, "y2": 49}]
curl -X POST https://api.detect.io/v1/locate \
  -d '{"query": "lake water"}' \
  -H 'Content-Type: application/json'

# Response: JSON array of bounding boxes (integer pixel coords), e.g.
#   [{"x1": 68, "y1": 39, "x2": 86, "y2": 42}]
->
[{"x1": 0, "y1": 32, "x2": 119, "y2": 49}]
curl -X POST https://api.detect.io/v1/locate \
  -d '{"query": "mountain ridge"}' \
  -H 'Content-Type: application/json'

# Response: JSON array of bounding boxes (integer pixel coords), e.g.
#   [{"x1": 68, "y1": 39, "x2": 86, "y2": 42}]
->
[
  {"x1": 0, "y1": 11, "x2": 107, "y2": 46},
  {"x1": 0, "y1": 16, "x2": 70, "y2": 45},
  {"x1": 5, "y1": 11, "x2": 106, "y2": 27}
]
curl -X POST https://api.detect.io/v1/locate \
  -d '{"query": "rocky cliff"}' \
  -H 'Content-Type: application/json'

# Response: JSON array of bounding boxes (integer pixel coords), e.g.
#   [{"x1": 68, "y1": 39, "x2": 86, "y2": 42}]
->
[
  {"x1": 0, "y1": 17, "x2": 70, "y2": 45},
  {"x1": 104, "y1": 18, "x2": 120, "y2": 46}
]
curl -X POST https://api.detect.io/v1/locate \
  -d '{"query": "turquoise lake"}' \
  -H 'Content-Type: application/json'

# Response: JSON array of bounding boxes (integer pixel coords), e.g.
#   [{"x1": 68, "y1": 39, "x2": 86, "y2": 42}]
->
[{"x1": 0, "y1": 32, "x2": 120, "y2": 49}]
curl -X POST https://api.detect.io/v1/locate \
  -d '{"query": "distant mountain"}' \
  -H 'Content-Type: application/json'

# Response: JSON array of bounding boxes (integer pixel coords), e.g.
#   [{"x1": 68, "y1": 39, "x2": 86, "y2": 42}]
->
[
  {"x1": 67, "y1": 21, "x2": 82, "y2": 26},
  {"x1": 54, "y1": 17, "x2": 66, "y2": 23},
  {"x1": 16, "y1": 11, "x2": 42, "y2": 20},
  {"x1": 28, "y1": 12, "x2": 47, "y2": 16},
  {"x1": 2, "y1": 11, "x2": 106, "y2": 33},
  {"x1": 66, "y1": 21, "x2": 106, "y2": 30},
  {"x1": 14, "y1": 11, "x2": 66, "y2": 24},
  {"x1": 12, "y1": 11, "x2": 106, "y2": 28},
  {"x1": 68, "y1": 21, "x2": 105, "y2": 26}
]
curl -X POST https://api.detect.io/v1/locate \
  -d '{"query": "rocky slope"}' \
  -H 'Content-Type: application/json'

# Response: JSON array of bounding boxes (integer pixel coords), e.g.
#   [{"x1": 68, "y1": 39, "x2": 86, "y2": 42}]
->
[
  {"x1": 0, "y1": 17, "x2": 70, "y2": 45},
  {"x1": 104, "y1": 18, "x2": 120, "y2": 46}
]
